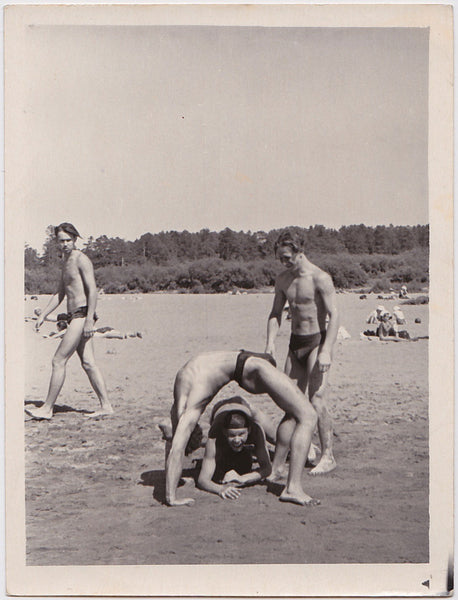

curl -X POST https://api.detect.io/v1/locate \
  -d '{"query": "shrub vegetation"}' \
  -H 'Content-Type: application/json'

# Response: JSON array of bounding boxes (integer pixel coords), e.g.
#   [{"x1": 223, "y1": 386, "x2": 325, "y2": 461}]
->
[{"x1": 25, "y1": 225, "x2": 429, "y2": 294}]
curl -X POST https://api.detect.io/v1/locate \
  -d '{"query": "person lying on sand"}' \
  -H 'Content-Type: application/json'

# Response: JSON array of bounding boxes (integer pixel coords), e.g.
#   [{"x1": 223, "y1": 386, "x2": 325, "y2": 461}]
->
[
  {"x1": 42, "y1": 320, "x2": 143, "y2": 340},
  {"x1": 163, "y1": 350, "x2": 319, "y2": 507},
  {"x1": 197, "y1": 398, "x2": 271, "y2": 500},
  {"x1": 25, "y1": 222, "x2": 113, "y2": 421},
  {"x1": 160, "y1": 397, "x2": 275, "y2": 501},
  {"x1": 25, "y1": 307, "x2": 57, "y2": 323}
]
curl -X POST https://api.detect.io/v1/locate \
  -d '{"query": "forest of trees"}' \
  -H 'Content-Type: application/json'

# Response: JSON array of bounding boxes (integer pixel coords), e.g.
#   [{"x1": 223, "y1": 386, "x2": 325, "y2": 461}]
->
[{"x1": 25, "y1": 224, "x2": 429, "y2": 295}]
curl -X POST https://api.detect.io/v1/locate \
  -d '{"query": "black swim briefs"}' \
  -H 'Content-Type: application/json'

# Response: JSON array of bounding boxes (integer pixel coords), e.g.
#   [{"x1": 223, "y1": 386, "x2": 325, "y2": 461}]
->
[
  {"x1": 232, "y1": 350, "x2": 277, "y2": 385},
  {"x1": 57, "y1": 306, "x2": 98, "y2": 324},
  {"x1": 289, "y1": 331, "x2": 326, "y2": 366}
]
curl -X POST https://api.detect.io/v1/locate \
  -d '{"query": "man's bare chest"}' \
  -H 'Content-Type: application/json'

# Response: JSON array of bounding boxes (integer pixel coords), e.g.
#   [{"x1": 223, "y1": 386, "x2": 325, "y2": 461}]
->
[
  {"x1": 63, "y1": 262, "x2": 80, "y2": 287},
  {"x1": 284, "y1": 276, "x2": 315, "y2": 305}
]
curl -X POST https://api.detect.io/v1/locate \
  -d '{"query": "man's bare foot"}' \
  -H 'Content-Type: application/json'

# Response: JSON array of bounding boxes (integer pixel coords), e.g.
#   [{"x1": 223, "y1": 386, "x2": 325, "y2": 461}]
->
[
  {"x1": 167, "y1": 497, "x2": 195, "y2": 507},
  {"x1": 279, "y1": 489, "x2": 320, "y2": 506},
  {"x1": 266, "y1": 468, "x2": 288, "y2": 484},
  {"x1": 307, "y1": 443, "x2": 321, "y2": 466},
  {"x1": 25, "y1": 406, "x2": 53, "y2": 420},
  {"x1": 309, "y1": 455, "x2": 336, "y2": 475},
  {"x1": 86, "y1": 407, "x2": 114, "y2": 418},
  {"x1": 158, "y1": 423, "x2": 173, "y2": 441}
]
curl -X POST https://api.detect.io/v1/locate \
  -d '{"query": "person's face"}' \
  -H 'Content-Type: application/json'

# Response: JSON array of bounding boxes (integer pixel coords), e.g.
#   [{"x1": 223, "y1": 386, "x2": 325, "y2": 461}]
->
[
  {"x1": 276, "y1": 246, "x2": 299, "y2": 269},
  {"x1": 224, "y1": 427, "x2": 249, "y2": 452},
  {"x1": 57, "y1": 231, "x2": 76, "y2": 254}
]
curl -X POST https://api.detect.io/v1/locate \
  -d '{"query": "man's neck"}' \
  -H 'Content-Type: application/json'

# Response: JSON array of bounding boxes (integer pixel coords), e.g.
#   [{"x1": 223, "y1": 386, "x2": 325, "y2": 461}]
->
[
  {"x1": 293, "y1": 253, "x2": 312, "y2": 275},
  {"x1": 63, "y1": 248, "x2": 77, "y2": 263}
]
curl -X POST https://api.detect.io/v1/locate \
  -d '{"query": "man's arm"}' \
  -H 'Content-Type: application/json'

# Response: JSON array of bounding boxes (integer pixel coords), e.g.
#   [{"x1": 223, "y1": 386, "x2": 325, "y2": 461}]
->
[
  {"x1": 166, "y1": 408, "x2": 201, "y2": 506},
  {"x1": 265, "y1": 279, "x2": 287, "y2": 356},
  {"x1": 317, "y1": 272, "x2": 339, "y2": 372},
  {"x1": 197, "y1": 439, "x2": 241, "y2": 500},
  {"x1": 79, "y1": 254, "x2": 98, "y2": 339},
  {"x1": 35, "y1": 279, "x2": 65, "y2": 330}
]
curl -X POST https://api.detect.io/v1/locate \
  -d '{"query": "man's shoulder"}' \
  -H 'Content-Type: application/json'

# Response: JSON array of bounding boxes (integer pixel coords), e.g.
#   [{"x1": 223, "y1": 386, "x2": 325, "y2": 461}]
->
[
  {"x1": 75, "y1": 250, "x2": 93, "y2": 267},
  {"x1": 313, "y1": 267, "x2": 334, "y2": 289}
]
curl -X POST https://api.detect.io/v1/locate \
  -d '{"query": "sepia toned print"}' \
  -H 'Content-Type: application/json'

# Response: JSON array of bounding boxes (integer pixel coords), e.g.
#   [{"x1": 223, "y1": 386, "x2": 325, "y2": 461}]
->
[{"x1": 5, "y1": 3, "x2": 453, "y2": 597}]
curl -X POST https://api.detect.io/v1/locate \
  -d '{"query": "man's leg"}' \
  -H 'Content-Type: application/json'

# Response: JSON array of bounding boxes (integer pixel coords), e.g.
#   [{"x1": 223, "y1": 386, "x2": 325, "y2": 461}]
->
[
  {"x1": 244, "y1": 361, "x2": 319, "y2": 505},
  {"x1": 268, "y1": 351, "x2": 304, "y2": 481},
  {"x1": 77, "y1": 335, "x2": 113, "y2": 417},
  {"x1": 165, "y1": 404, "x2": 204, "y2": 507},
  {"x1": 25, "y1": 320, "x2": 85, "y2": 420},
  {"x1": 306, "y1": 348, "x2": 336, "y2": 475}
]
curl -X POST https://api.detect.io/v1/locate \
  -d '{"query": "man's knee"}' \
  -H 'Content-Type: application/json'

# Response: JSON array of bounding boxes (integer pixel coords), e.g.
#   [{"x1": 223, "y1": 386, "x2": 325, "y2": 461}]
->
[
  {"x1": 301, "y1": 404, "x2": 318, "y2": 429},
  {"x1": 52, "y1": 354, "x2": 67, "y2": 370},
  {"x1": 310, "y1": 390, "x2": 327, "y2": 413},
  {"x1": 81, "y1": 358, "x2": 97, "y2": 373}
]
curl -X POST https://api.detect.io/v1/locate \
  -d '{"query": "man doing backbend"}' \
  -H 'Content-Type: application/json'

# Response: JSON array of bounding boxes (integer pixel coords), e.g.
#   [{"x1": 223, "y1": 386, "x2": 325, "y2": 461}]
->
[
  {"x1": 265, "y1": 230, "x2": 339, "y2": 476},
  {"x1": 164, "y1": 350, "x2": 318, "y2": 507},
  {"x1": 25, "y1": 223, "x2": 113, "y2": 420}
]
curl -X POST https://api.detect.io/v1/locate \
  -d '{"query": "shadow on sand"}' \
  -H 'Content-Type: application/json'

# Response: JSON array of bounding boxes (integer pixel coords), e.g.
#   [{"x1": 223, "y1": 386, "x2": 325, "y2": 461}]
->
[
  {"x1": 139, "y1": 465, "x2": 201, "y2": 504},
  {"x1": 24, "y1": 400, "x2": 89, "y2": 416}
]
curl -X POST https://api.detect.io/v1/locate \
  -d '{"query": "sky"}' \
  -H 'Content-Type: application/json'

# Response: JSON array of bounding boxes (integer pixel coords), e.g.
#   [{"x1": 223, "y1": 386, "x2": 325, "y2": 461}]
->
[{"x1": 17, "y1": 25, "x2": 429, "y2": 252}]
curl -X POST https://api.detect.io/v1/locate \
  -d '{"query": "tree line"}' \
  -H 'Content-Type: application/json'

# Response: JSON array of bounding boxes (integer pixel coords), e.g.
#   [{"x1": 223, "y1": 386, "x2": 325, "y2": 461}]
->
[{"x1": 25, "y1": 224, "x2": 429, "y2": 294}]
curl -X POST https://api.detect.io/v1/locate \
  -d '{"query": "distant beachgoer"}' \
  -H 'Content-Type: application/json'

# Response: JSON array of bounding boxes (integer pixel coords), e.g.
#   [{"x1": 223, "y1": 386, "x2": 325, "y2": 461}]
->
[
  {"x1": 374, "y1": 312, "x2": 428, "y2": 342},
  {"x1": 366, "y1": 305, "x2": 385, "y2": 324},
  {"x1": 392, "y1": 306, "x2": 406, "y2": 325},
  {"x1": 265, "y1": 229, "x2": 339, "y2": 476},
  {"x1": 163, "y1": 350, "x2": 318, "y2": 507},
  {"x1": 43, "y1": 322, "x2": 143, "y2": 340},
  {"x1": 196, "y1": 398, "x2": 272, "y2": 500},
  {"x1": 399, "y1": 285, "x2": 409, "y2": 299},
  {"x1": 25, "y1": 223, "x2": 113, "y2": 420}
]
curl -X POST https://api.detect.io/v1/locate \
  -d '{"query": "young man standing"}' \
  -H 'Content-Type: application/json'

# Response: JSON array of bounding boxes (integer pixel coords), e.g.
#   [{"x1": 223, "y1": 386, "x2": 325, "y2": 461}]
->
[
  {"x1": 265, "y1": 230, "x2": 339, "y2": 476},
  {"x1": 25, "y1": 223, "x2": 113, "y2": 420}
]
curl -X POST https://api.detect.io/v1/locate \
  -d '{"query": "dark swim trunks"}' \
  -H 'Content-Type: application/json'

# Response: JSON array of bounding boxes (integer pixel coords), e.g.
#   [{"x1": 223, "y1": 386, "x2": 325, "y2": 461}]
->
[
  {"x1": 57, "y1": 306, "x2": 98, "y2": 324},
  {"x1": 289, "y1": 331, "x2": 326, "y2": 366},
  {"x1": 232, "y1": 350, "x2": 276, "y2": 385}
]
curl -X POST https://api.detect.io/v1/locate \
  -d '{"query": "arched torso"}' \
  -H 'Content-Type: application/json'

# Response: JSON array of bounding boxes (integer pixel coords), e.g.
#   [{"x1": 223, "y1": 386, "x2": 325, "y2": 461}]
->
[{"x1": 174, "y1": 351, "x2": 239, "y2": 412}]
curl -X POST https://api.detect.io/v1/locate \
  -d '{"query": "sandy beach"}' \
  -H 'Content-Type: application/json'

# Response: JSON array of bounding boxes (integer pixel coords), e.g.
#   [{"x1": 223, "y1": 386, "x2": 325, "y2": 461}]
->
[{"x1": 24, "y1": 291, "x2": 429, "y2": 565}]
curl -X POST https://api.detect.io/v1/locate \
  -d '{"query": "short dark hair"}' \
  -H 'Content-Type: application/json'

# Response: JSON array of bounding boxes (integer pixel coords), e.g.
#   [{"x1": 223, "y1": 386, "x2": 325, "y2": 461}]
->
[
  {"x1": 223, "y1": 411, "x2": 250, "y2": 430},
  {"x1": 55, "y1": 222, "x2": 81, "y2": 239},
  {"x1": 274, "y1": 230, "x2": 303, "y2": 255}
]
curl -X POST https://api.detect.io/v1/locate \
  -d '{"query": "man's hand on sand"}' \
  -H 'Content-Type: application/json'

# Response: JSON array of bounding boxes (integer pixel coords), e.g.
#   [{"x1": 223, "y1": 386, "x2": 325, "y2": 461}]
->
[
  {"x1": 219, "y1": 485, "x2": 241, "y2": 500},
  {"x1": 317, "y1": 350, "x2": 331, "y2": 373}
]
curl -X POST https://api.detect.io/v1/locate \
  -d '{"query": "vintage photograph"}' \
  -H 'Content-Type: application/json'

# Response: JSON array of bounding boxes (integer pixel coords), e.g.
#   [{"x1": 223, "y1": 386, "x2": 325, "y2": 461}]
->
[{"x1": 5, "y1": 4, "x2": 453, "y2": 597}]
